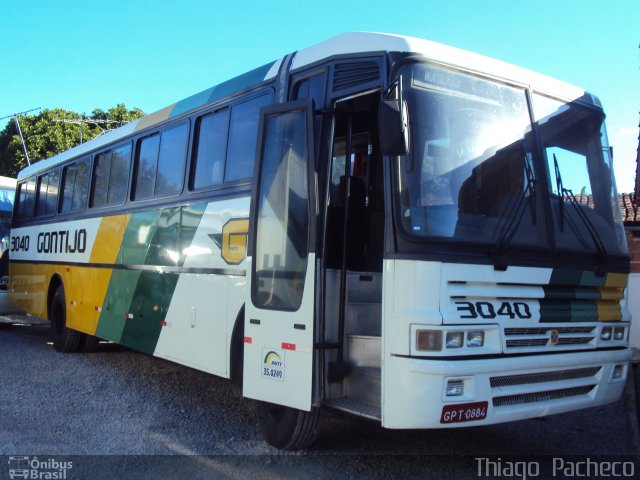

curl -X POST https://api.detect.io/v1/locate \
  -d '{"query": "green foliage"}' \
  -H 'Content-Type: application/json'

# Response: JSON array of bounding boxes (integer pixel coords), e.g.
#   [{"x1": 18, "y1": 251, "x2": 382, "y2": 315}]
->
[{"x1": 0, "y1": 104, "x2": 145, "y2": 178}]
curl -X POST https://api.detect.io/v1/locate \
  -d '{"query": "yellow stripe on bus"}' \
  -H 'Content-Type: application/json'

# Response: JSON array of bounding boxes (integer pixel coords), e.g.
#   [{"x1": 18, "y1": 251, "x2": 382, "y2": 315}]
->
[
  {"x1": 63, "y1": 214, "x2": 132, "y2": 335},
  {"x1": 90, "y1": 214, "x2": 130, "y2": 264}
]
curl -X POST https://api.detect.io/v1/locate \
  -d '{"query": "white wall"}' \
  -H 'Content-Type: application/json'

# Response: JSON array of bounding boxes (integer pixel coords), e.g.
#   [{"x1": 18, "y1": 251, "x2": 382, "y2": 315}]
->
[{"x1": 627, "y1": 273, "x2": 640, "y2": 349}]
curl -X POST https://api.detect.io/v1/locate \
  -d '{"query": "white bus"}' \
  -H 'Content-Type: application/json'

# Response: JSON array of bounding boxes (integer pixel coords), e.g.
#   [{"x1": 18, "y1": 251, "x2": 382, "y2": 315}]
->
[
  {"x1": 0, "y1": 176, "x2": 17, "y2": 312},
  {"x1": 0, "y1": 176, "x2": 16, "y2": 256},
  {"x1": 8, "y1": 33, "x2": 632, "y2": 449}
]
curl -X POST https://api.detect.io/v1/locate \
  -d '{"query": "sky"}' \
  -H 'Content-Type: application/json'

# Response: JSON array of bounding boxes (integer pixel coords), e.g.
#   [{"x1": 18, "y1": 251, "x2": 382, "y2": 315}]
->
[{"x1": 1, "y1": 0, "x2": 638, "y2": 191}]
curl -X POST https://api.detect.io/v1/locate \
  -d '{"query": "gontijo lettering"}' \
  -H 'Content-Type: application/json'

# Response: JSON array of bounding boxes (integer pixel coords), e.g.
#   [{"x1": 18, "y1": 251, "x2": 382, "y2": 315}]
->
[{"x1": 37, "y1": 229, "x2": 87, "y2": 254}]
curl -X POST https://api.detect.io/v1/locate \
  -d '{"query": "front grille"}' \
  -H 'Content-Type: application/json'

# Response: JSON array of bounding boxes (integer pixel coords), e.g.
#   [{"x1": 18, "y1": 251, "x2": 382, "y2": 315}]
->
[
  {"x1": 558, "y1": 337, "x2": 593, "y2": 345},
  {"x1": 504, "y1": 327, "x2": 594, "y2": 335},
  {"x1": 490, "y1": 367, "x2": 601, "y2": 388},
  {"x1": 493, "y1": 385, "x2": 595, "y2": 407},
  {"x1": 506, "y1": 339, "x2": 548, "y2": 348},
  {"x1": 504, "y1": 326, "x2": 596, "y2": 350}
]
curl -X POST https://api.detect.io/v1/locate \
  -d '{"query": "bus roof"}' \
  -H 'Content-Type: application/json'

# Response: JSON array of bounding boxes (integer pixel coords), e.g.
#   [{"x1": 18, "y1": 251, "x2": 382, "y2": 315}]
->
[
  {"x1": 0, "y1": 176, "x2": 16, "y2": 189},
  {"x1": 18, "y1": 32, "x2": 588, "y2": 182}
]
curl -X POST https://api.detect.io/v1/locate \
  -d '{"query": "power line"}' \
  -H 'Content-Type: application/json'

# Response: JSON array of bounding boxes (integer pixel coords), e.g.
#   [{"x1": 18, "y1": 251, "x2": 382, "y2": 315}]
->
[{"x1": 52, "y1": 117, "x2": 126, "y2": 143}]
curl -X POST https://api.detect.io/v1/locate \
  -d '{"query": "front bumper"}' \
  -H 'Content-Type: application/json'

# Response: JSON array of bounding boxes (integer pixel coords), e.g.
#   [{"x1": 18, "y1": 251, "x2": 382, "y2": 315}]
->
[{"x1": 382, "y1": 348, "x2": 632, "y2": 428}]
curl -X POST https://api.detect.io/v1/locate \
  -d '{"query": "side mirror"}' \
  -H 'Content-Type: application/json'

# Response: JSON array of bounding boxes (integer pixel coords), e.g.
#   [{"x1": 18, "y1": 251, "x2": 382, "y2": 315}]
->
[{"x1": 379, "y1": 98, "x2": 409, "y2": 156}]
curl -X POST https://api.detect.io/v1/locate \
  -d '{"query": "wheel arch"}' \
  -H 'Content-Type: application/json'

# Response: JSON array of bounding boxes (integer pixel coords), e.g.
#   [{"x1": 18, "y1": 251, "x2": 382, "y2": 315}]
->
[{"x1": 230, "y1": 304, "x2": 245, "y2": 386}]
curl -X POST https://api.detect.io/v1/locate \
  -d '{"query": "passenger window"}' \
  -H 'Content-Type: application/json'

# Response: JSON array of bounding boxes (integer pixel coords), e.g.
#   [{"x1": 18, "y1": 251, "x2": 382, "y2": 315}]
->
[
  {"x1": 61, "y1": 158, "x2": 90, "y2": 213},
  {"x1": 61, "y1": 163, "x2": 77, "y2": 212},
  {"x1": 225, "y1": 94, "x2": 271, "y2": 182},
  {"x1": 156, "y1": 124, "x2": 188, "y2": 196},
  {"x1": 108, "y1": 145, "x2": 132, "y2": 204},
  {"x1": 92, "y1": 151, "x2": 111, "y2": 207},
  {"x1": 91, "y1": 144, "x2": 131, "y2": 208},
  {"x1": 73, "y1": 160, "x2": 90, "y2": 211},
  {"x1": 135, "y1": 134, "x2": 160, "y2": 199},
  {"x1": 134, "y1": 124, "x2": 188, "y2": 199},
  {"x1": 16, "y1": 179, "x2": 36, "y2": 221},
  {"x1": 192, "y1": 109, "x2": 229, "y2": 190},
  {"x1": 36, "y1": 170, "x2": 59, "y2": 217}
]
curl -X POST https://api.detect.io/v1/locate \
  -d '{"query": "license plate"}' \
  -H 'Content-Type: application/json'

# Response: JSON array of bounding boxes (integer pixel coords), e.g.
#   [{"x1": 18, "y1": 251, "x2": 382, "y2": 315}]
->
[{"x1": 440, "y1": 401, "x2": 488, "y2": 424}]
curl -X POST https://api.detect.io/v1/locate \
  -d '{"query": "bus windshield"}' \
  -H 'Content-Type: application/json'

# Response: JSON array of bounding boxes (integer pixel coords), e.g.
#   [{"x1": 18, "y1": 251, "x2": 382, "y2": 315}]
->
[{"x1": 395, "y1": 63, "x2": 627, "y2": 260}]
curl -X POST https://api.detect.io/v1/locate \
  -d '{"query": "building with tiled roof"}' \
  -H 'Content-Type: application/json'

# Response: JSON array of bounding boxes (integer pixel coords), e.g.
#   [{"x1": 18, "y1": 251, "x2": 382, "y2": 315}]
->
[{"x1": 622, "y1": 114, "x2": 640, "y2": 272}]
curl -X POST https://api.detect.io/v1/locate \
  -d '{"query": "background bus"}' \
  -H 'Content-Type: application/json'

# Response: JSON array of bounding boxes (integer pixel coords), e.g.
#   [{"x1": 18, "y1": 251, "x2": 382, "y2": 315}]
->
[
  {"x1": 8, "y1": 33, "x2": 632, "y2": 449},
  {"x1": 0, "y1": 176, "x2": 16, "y2": 256},
  {"x1": 0, "y1": 176, "x2": 19, "y2": 314}
]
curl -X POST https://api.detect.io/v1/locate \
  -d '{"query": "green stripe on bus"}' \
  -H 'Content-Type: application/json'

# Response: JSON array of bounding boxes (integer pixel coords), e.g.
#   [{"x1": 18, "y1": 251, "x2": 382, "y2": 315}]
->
[
  {"x1": 539, "y1": 299, "x2": 599, "y2": 323},
  {"x1": 97, "y1": 203, "x2": 208, "y2": 351},
  {"x1": 119, "y1": 271, "x2": 180, "y2": 354},
  {"x1": 95, "y1": 270, "x2": 142, "y2": 342},
  {"x1": 120, "y1": 210, "x2": 163, "y2": 265}
]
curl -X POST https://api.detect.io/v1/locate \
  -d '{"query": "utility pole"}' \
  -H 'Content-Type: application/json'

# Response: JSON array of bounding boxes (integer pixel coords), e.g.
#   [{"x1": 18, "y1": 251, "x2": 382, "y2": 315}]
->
[{"x1": 0, "y1": 107, "x2": 41, "y2": 166}]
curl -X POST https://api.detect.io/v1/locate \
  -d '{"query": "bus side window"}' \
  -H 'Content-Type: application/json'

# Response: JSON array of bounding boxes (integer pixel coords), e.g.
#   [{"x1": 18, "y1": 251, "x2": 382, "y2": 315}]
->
[
  {"x1": 134, "y1": 124, "x2": 188, "y2": 200},
  {"x1": 91, "y1": 151, "x2": 112, "y2": 208},
  {"x1": 135, "y1": 134, "x2": 161, "y2": 199},
  {"x1": 16, "y1": 179, "x2": 36, "y2": 222},
  {"x1": 91, "y1": 144, "x2": 131, "y2": 208},
  {"x1": 61, "y1": 158, "x2": 90, "y2": 213},
  {"x1": 192, "y1": 109, "x2": 229, "y2": 190},
  {"x1": 225, "y1": 93, "x2": 272, "y2": 182},
  {"x1": 35, "y1": 170, "x2": 59, "y2": 217},
  {"x1": 155, "y1": 124, "x2": 188, "y2": 196},
  {"x1": 108, "y1": 145, "x2": 131, "y2": 205}
]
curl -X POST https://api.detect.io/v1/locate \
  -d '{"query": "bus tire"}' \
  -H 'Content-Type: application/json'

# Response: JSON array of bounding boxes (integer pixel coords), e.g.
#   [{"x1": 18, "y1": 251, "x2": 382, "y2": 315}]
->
[
  {"x1": 256, "y1": 401, "x2": 320, "y2": 450},
  {"x1": 78, "y1": 333, "x2": 100, "y2": 353},
  {"x1": 230, "y1": 310, "x2": 244, "y2": 387},
  {"x1": 49, "y1": 285, "x2": 81, "y2": 353}
]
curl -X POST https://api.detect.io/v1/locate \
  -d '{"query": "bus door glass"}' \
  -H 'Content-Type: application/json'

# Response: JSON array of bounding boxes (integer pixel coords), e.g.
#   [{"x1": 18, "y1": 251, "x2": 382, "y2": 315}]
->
[{"x1": 243, "y1": 100, "x2": 316, "y2": 410}]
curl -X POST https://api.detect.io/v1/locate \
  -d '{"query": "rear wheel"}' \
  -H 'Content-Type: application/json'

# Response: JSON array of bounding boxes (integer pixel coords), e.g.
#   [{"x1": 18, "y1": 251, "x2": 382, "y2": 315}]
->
[
  {"x1": 49, "y1": 285, "x2": 82, "y2": 353},
  {"x1": 256, "y1": 401, "x2": 320, "y2": 450},
  {"x1": 78, "y1": 333, "x2": 100, "y2": 353}
]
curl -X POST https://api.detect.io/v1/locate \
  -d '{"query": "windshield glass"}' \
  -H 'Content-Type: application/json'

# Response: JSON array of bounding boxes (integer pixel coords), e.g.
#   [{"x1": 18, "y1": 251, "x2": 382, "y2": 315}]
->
[
  {"x1": 395, "y1": 63, "x2": 627, "y2": 259},
  {"x1": 397, "y1": 63, "x2": 545, "y2": 250},
  {"x1": 533, "y1": 94, "x2": 627, "y2": 256}
]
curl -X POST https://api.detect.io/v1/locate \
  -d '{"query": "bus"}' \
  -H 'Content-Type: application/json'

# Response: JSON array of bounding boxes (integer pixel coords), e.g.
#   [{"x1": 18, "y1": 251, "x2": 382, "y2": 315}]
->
[
  {"x1": 0, "y1": 176, "x2": 17, "y2": 312},
  {"x1": 8, "y1": 32, "x2": 632, "y2": 449},
  {"x1": 0, "y1": 176, "x2": 16, "y2": 256}
]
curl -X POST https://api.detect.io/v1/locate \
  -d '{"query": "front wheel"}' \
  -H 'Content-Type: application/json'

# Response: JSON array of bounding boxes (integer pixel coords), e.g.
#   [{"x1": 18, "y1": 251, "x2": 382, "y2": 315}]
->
[{"x1": 256, "y1": 401, "x2": 320, "y2": 450}]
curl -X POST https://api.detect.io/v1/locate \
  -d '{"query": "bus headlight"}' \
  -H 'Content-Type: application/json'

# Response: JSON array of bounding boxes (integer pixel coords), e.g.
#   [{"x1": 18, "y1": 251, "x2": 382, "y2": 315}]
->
[
  {"x1": 416, "y1": 330, "x2": 442, "y2": 351},
  {"x1": 413, "y1": 326, "x2": 499, "y2": 355},
  {"x1": 601, "y1": 327, "x2": 612, "y2": 341},
  {"x1": 466, "y1": 331, "x2": 485, "y2": 347},
  {"x1": 445, "y1": 331, "x2": 464, "y2": 348},
  {"x1": 613, "y1": 327, "x2": 625, "y2": 341}
]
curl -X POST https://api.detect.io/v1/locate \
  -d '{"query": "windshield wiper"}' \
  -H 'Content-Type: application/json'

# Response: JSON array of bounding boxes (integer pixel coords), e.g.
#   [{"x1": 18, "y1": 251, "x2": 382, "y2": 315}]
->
[
  {"x1": 553, "y1": 153, "x2": 608, "y2": 270},
  {"x1": 490, "y1": 152, "x2": 537, "y2": 270}
]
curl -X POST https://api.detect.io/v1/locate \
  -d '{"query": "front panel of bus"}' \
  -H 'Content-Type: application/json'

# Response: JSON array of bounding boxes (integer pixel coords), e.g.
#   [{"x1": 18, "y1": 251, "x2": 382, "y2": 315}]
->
[{"x1": 381, "y1": 60, "x2": 631, "y2": 428}]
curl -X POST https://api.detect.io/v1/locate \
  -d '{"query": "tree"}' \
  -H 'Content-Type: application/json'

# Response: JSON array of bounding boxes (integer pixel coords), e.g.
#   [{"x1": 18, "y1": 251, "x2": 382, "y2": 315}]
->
[{"x1": 0, "y1": 104, "x2": 145, "y2": 178}]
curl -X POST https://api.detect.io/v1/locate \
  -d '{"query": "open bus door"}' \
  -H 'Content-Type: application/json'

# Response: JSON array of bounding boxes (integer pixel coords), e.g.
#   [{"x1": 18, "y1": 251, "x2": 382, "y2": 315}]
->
[{"x1": 242, "y1": 100, "x2": 320, "y2": 449}]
